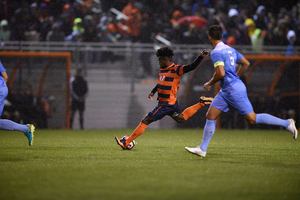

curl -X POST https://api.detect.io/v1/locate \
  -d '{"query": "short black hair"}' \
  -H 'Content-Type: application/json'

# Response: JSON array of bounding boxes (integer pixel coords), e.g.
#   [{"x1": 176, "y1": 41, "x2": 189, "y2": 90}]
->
[
  {"x1": 208, "y1": 25, "x2": 223, "y2": 40},
  {"x1": 156, "y1": 47, "x2": 174, "y2": 58}
]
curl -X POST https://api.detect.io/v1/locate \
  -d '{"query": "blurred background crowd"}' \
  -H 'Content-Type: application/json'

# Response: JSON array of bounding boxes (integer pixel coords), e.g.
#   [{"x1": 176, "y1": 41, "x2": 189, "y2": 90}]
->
[{"x1": 0, "y1": 0, "x2": 299, "y2": 49}]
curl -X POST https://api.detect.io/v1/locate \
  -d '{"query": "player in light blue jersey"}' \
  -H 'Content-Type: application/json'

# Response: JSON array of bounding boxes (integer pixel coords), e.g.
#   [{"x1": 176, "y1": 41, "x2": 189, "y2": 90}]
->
[
  {"x1": 0, "y1": 59, "x2": 35, "y2": 146},
  {"x1": 185, "y1": 25, "x2": 298, "y2": 158}
]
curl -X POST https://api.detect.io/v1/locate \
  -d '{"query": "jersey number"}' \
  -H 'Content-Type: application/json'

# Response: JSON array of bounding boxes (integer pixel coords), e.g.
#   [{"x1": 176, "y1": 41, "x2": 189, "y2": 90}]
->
[
  {"x1": 159, "y1": 75, "x2": 165, "y2": 82},
  {"x1": 228, "y1": 50, "x2": 235, "y2": 66}
]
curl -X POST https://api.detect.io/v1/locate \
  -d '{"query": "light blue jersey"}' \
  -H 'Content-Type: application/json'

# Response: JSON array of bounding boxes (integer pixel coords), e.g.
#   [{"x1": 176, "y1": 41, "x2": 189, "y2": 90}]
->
[
  {"x1": 210, "y1": 42, "x2": 253, "y2": 115},
  {"x1": 210, "y1": 42, "x2": 243, "y2": 92}
]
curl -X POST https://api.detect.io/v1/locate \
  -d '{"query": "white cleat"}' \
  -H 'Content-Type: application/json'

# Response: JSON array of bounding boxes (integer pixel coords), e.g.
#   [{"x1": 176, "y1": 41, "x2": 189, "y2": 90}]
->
[
  {"x1": 185, "y1": 146, "x2": 206, "y2": 158},
  {"x1": 287, "y1": 119, "x2": 298, "y2": 140}
]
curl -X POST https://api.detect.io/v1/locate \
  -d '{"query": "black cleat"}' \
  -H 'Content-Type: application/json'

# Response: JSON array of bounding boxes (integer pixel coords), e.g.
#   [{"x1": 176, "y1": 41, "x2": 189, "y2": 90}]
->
[{"x1": 199, "y1": 96, "x2": 213, "y2": 106}]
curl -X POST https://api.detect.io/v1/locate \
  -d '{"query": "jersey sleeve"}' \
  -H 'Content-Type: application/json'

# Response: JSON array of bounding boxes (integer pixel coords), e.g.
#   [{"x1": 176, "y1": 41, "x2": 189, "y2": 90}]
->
[
  {"x1": 235, "y1": 50, "x2": 243, "y2": 62},
  {"x1": 210, "y1": 51, "x2": 224, "y2": 68},
  {"x1": 175, "y1": 65, "x2": 185, "y2": 76}
]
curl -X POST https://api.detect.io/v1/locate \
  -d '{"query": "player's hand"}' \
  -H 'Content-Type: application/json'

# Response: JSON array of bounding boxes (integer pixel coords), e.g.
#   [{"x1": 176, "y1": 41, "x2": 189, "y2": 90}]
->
[
  {"x1": 148, "y1": 93, "x2": 154, "y2": 100},
  {"x1": 204, "y1": 82, "x2": 211, "y2": 90},
  {"x1": 201, "y1": 49, "x2": 209, "y2": 57}
]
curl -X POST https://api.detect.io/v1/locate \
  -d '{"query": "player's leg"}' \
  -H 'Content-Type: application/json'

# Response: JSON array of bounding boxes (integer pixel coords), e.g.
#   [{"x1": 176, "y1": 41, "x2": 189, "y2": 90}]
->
[
  {"x1": 243, "y1": 111, "x2": 297, "y2": 139},
  {"x1": 115, "y1": 103, "x2": 168, "y2": 149},
  {"x1": 185, "y1": 106, "x2": 222, "y2": 157},
  {"x1": 0, "y1": 119, "x2": 35, "y2": 146},
  {"x1": 173, "y1": 96, "x2": 213, "y2": 123},
  {"x1": 234, "y1": 81, "x2": 297, "y2": 139},
  {"x1": 126, "y1": 115, "x2": 153, "y2": 145},
  {"x1": 200, "y1": 106, "x2": 222, "y2": 151},
  {"x1": 115, "y1": 115, "x2": 152, "y2": 149},
  {"x1": 185, "y1": 93, "x2": 227, "y2": 157}
]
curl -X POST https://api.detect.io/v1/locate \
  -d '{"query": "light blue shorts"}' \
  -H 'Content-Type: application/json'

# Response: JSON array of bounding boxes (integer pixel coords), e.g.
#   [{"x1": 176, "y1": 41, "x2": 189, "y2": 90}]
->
[
  {"x1": 211, "y1": 80, "x2": 253, "y2": 116},
  {"x1": 0, "y1": 86, "x2": 8, "y2": 116}
]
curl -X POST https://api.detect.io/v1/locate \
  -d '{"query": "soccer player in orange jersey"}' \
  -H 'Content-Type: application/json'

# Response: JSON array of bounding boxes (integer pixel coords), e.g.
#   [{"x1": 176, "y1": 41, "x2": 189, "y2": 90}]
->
[{"x1": 115, "y1": 47, "x2": 213, "y2": 150}]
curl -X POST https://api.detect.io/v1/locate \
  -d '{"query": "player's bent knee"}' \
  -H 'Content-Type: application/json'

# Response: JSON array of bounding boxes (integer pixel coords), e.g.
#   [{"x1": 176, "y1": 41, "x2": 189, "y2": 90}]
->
[{"x1": 247, "y1": 119, "x2": 256, "y2": 124}]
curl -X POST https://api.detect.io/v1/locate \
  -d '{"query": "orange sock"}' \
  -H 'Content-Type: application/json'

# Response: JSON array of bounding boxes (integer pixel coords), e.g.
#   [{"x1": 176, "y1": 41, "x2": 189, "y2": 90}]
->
[
  {"x1": 126, "y1": 122, "x2": 148, "y2": 146},
  {"x1": 182, "y1": 102, "x2": 204, "y2": 120}
]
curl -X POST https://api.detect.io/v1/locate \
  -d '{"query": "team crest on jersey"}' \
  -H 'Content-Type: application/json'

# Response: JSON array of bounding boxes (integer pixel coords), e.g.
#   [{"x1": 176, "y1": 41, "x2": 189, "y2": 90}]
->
[{"x1": 159, "y1": 75, "x2": 165, "y2": 82}]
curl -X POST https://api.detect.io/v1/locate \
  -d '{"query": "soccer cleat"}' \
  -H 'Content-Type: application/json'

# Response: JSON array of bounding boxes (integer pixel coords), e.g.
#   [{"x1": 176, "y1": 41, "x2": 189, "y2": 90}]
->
[
  {"x1": 24, "y1": 124, "x2": 35, "y2": 146},
  {"x1": 199, "y1": 96, "x2": 213, "y2": 106},
  {"x1": 115, "y1": 136, "x2": 128, "y2": 150},
  {"x1": 287, "y1": 119, "x2": 298, "y2": 140},
  {"x1": 185, "y1": 146, "x2": 206, "y2": 157}
]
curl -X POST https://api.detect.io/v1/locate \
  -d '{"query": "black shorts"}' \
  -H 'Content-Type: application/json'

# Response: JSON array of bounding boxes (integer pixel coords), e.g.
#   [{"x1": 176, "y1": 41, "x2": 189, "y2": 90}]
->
[
  {"x1": 71, "y1": 99, "x2": 85, "y2": 111},
  {"x1": 148, "y1": 101, "x2": 181, "y2": 121}
]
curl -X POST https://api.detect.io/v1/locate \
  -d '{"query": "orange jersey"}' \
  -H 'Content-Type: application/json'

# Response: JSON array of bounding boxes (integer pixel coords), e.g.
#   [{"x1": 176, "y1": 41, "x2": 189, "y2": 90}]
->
[{"x1": 155, "y1": 63, "x2": 185, "y2": 105}]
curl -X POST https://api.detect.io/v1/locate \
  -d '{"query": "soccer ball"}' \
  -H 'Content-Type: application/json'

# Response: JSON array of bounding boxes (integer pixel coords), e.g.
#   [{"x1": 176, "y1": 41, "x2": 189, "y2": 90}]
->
[{"x1": 122, "y1": 136, "x2": 136, "y2": 150}]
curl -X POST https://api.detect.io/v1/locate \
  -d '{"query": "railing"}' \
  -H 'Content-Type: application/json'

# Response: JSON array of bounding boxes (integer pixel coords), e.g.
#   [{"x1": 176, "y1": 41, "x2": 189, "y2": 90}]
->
[{"x1": 0, "y1": 41, "x2": 298, "y2": 55}]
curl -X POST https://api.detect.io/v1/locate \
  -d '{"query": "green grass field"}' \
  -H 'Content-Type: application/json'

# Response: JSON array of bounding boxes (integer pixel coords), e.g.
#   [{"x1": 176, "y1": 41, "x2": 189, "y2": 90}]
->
[{"x1": 0, "y1": 128, "x2": 299, "y2": 200}]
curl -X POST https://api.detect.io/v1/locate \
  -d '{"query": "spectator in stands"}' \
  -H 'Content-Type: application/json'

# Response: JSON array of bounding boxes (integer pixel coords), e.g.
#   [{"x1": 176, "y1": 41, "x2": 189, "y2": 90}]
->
[
  {"x1": 251, "y1": 28, "x2": 264, "y2": 53},
  {"x1": 253, "y1": 5, "x2": 267, "y2": 30},
  {"x1": 125, "y1": 8, "x2": 141, "y2": 42},
  {"x1": 70, "y1": 69, "x2": 88, "y2": 130},
  {"x1": 82, "y1": 21, "x2": 100, "y2": 62},
  {"x1": 107, "y1": 17, "x2": 131, "y2": 42},
  {"x1": 60, "y1": 13, "x2": 73, "y2": 37},
  {"x1": 170, "y1": 10, "x2": 183, "y2": 25},
  {"x1": 244, "y1": 18, "x2": 256, "y2": 38},
  {"x1": 39, "y1": 16, "x2": 54, "y2": 41},
  {"x1": 137, "y1": 15, "x2": 156, "y2": 77},
  {"x1": 274, "y1": 28, "x2": 289, "y2": 46},
  {"x1": 39, "y1": 3, "x2": 49, "y2": 24},
  {"x1": 46, "y1": 22, "x2": 65, "y2": 42},
  {"x1": 0, "y1": 19, "x2": 10, "y2": 42},
  {"x1": 72, "y1": 1, "x2": 84, "y2": 19},
  {"x1": 286, "y1": 30, "x2": 297, "y2": 56},
  {"x1": 1, "y1": 0, "x2": 300, "y2": 48},
  {"x1": 47, "y1": 0, "x2": 64, "y2": 20},
  {"x1": 227, "y1": 8, "x2": 240, "y2": 35},
  {"x1": 10, "y1": 4, "x2": 30, "y2": 41},
  {"x1": 122, "y1": 0, "x2": 139, "y2": 17},
  {"x1": 73, "y1": 18, "x2": 85, "y2": 35},
  {"x1": 29, "y1": 3, "x2": 42, "y2": 34},
  {"x1": 25, "y1": 3, "x2": 41, "y2": 42},
  {"x1": 264, "y1": 21, "x2": 276, "y2": 45}
]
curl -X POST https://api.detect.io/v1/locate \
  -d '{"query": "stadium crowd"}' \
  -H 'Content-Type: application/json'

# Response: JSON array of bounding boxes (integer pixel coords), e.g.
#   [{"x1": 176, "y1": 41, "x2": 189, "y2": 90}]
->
[{"x1": 0, "y1": 0, "x2": 300, "y2": 50}]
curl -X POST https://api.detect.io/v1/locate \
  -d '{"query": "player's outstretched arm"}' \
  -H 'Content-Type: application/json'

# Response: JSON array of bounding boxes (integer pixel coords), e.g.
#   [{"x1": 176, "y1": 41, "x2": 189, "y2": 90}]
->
[{"x1": 183, "y1": 50, "x2": 209, "y2": 73}]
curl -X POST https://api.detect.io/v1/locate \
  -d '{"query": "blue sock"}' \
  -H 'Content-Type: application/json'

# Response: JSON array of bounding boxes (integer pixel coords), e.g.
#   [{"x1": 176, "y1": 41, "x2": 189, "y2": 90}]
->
[
  {"x1": 200, "y1": 119, "x2": 217, "y2": 152},
  {"x1": 256, "y1": 113, "x2": 289, "y2": 128},
  {"x1": 0, "y1": 119, "x2": 28, "y2": 133}
]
